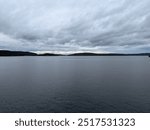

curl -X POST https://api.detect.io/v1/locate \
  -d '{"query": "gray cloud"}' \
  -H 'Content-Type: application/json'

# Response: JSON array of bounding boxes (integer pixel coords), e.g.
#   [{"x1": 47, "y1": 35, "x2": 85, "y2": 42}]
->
[{"x1": 0, "y1": 0, "x2": 150, "y2": 53}]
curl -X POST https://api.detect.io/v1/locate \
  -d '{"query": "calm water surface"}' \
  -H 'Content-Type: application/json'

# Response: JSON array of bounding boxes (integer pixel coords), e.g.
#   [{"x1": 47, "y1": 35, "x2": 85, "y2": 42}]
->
[{"x1": 0, "y1": 56, "x2": 150, "y2": 113}]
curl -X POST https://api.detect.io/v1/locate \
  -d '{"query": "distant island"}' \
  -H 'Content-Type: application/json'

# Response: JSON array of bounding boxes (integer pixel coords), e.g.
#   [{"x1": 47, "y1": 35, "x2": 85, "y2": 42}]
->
[
  {"x1": 0, "y1": 50, "x2": 62, "y2": 56},
  {"x1": 0, "y1": 50, "x2": 37, "y2": 56},
  {"x1": 38, "y1": 53, "x2": 61, "y2": 56},
  {"x1": 69, "y1": 52, "x2": 150, "y2": 56},
  {"x1": 0, "y1": 50, "x2": 150, "y2": 57}
]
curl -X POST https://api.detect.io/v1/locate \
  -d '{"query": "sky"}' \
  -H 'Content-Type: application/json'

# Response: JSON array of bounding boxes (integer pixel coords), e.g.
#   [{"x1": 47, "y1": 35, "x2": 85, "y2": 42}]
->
[{"x1": 0, "y1": 0, "x2": 150, "y2": 54}]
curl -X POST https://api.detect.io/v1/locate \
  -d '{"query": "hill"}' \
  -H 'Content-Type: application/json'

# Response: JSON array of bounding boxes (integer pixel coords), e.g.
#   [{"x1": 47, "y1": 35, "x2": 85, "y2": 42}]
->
[{"x1": 0, "y1": 50, "x2": 37, "y2": 56}]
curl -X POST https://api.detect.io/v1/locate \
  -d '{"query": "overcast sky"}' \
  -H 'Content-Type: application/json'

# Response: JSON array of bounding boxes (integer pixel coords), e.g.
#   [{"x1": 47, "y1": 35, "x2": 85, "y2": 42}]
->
[{"x1": 0, "y1": 0, "x2": 150, "y2": 53}]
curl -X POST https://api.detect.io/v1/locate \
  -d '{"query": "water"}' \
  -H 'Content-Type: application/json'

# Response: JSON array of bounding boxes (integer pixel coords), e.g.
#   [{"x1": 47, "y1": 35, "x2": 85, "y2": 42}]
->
[{"x1": 0, "y1": 56, "x2": 150, "y2": 113}]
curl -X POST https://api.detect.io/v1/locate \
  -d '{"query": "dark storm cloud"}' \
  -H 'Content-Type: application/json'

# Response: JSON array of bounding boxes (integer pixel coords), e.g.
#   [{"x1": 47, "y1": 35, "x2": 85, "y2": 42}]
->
[{"x1": 0, "y1": 0, "x2": 150, "y2": 53}]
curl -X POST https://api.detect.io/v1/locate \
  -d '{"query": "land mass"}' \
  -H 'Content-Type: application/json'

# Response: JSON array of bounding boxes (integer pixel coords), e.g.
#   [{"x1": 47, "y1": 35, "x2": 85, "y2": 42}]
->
[
  {"x1": 0, "y1": 50, "x2": 150, "y2": 57},
  {"x1": 38, "y1": 53, "x2": 62, "y2": 56},
  {"x1": 0, "y1": 50, "x2": 37, "y2": 56},
  {"x1": 69, "y1": 52, "x2": 150, "y2": 56}
]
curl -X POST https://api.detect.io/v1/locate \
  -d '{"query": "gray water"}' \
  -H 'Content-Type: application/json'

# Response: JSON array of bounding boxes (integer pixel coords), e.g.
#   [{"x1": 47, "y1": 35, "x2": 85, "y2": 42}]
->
[{"x1": 0, "y1": 56, "x2": 150, "y2": 113}]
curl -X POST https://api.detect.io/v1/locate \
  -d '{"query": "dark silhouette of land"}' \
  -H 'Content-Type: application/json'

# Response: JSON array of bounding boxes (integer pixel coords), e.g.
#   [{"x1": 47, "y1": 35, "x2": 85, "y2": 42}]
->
[
  {"x1": 0, "y1": 50, "x2": 37, "y2": 56},
  {"x1": 0, "y1": 50, "x2": 62, "y2": 56},
  {"x1": 69, "y1": 52, "x2": 150, "y2": 56},
  {"x1": 38, "y1": 53, "x2": 62, "y2": 56},
  {"x1": 0, "y1": 50, "x2": 150, "y2": 57}
]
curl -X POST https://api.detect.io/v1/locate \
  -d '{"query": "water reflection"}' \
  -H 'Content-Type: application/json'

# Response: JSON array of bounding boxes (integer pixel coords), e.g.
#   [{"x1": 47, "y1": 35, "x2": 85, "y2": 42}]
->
[{"x1": 0, "y1": 56, "x2": 150, "y2": 112}]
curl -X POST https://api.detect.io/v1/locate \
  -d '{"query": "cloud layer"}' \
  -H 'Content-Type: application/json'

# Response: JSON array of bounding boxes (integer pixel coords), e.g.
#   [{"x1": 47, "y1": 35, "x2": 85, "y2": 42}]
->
[{"x1": 0, "y1": 0, "x2": 150, "y2": 53}]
